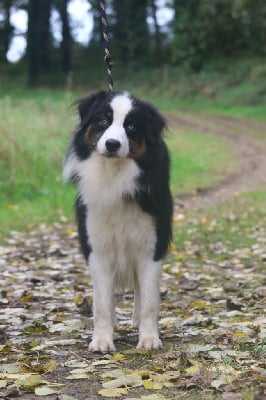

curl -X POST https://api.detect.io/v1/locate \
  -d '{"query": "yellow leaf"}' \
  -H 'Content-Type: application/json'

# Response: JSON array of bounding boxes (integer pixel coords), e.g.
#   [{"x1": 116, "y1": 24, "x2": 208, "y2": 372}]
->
[
  {"x1": 201, "y1": 216, "x2": 211, "y2": 226},
  {"x1": 7, "y1": 204, "x2": 18, "y2": 210},
  {"x1": 169, "y1": 241, "x2": 177, "y2": 251},
  {"x1": 173, "y1": 213, "x2": 185, "y2": 223},
  {"x1": 66, "y1": 227, "x2": 75, "y2": 235},
  {"x1": 143, "y1": 380, "x2": 163, "y2": 390},
  {"x1": 98, "y1": 388, "x2": 128, "y2": 397},
  {"x1": 43, "y1": 360, "x2": 57, "y2": 373},
  {"x1": 156, "y1": 371, "x2": 180, "y2": 382},
  {"x1": 185, "y1": 362, "x2": 200, "y2": 375},
  {"x1": 108, "y1": 353, "x2": 126, "y2": 362},
  {"x1": 102, "y1": 373, "x2": 143, "y2": 389},
  {"x1": 18, "y1": 374, "x2": 42, "y2": 388},
  {"x1": 20, "y1": 293, "x2": 34, "y2": 303},
  {"x1": 35, "y1": 386, "x2": 59, "y2": 396}
]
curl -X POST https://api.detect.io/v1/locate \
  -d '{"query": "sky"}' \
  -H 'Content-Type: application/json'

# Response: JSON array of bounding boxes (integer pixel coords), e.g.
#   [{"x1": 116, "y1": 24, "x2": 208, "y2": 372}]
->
[{"x1": 7, "y1": 0, "x2": 173, "y2": 63}]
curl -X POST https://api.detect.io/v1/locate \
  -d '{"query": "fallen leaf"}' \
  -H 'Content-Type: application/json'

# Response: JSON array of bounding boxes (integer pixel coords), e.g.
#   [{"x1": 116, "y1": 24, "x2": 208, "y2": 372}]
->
[
  {"x1": 58, "y1": 396, "x2": 79, "y2": 400},
  {"x1": 66, "y1": 372, "x2": 91, "y2": 380},
  {"x1": 43, "y1": 359, "x2": 57, "y2": 373},
  {"x1": 16, "y1": 374, "x2": 42, "y2": 389},
  {"x1": 177, "y1": 277, "x2": 199, "y2": 291},
  {"x1": 143, "y1": 380, "x2": 163, "y2": 390},
  {"x1": 35, "y1": 386, "x2": 59, "y2": 396},
  {"x1": 102, "y1": 372, "x2": 143, "y2": 389},
  {"x1": 100, "y1": 369, "x2": 127, "y2": 379},
  {"x1": 0, "y1": 380, "x2": 8, "y2": 389},
  {"x1": 98, "y1": 387, "x2": 128, "y2": 397}
]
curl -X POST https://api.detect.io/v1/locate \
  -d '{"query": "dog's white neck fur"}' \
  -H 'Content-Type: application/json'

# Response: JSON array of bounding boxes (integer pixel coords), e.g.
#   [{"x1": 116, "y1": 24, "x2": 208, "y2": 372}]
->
[{"x1": 78, "y1": 153, "x2": 139, "y2": 209}]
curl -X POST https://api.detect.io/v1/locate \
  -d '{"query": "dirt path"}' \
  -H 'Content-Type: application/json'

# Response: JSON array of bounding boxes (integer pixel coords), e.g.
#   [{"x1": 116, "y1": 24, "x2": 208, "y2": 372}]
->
[{"x1": 167, "y1": 112, "x2": 266, "y2": 210}]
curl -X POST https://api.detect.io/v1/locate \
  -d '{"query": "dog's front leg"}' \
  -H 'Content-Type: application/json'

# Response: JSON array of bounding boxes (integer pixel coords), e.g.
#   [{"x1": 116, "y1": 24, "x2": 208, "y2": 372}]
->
[
  {"x1": 88, "y1": 252, "x2": 116, "y2": 352},
  {"x1": 136, "y1": 259, "x2": 162, "y2": 350}
]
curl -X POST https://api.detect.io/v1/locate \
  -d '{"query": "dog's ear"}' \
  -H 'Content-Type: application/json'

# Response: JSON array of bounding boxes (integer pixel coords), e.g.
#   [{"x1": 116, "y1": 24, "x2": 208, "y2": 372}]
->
[
  {"x1": 76, "y1": 93, "x2": 98, "y2": 122},
  {"x1": 145, "y1": 102, "x2": 166, "y2": 144},
  {"x1": 76, "y1": 91, "x2": 112, "y2": 123}
]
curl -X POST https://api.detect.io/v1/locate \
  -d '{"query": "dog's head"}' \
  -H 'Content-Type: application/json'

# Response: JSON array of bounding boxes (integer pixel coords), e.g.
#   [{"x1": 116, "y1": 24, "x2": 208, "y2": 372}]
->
[{"x1": 71, "y1": 91, "x2": 166, "y2": 161}]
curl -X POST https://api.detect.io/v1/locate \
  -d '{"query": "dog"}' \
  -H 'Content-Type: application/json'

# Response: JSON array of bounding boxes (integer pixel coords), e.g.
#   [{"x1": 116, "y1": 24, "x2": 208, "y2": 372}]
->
[{"x1": 63, "y1": 91, "x2": 173, "y2": 352}]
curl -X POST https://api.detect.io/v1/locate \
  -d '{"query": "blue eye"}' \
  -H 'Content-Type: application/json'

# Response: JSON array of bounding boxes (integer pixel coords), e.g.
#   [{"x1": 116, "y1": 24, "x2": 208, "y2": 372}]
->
[{"x1": 127, "y1": 123, "x2": 136, "y2": 132}]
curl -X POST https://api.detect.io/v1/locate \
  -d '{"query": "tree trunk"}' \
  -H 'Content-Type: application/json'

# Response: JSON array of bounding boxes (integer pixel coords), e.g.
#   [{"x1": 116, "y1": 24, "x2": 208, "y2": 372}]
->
[
  {"x1": 150, "y1": 0, "x2": 162, "y2": 64},
  {"x1": 27, "y1": 0, "x2": 51, "y2": 86},
  {"x1": 0, "y1": 0, "x2": 13, "y2": 62},
  {"x1": 58, "y1": 0, "x2": 72, "y2": 72}
]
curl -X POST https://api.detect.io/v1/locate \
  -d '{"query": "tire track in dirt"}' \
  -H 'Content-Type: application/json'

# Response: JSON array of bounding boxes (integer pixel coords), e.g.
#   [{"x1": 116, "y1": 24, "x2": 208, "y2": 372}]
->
[{"x1": 167, "y1": 112, "x2": 266, "y2": 210}]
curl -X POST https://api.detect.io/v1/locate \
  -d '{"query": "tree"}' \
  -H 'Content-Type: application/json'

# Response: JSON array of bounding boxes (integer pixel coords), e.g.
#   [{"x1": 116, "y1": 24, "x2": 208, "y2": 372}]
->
[
  {"x1": 234, "y1": 0, "x2": 266, "y2": 56},
  {"x1": 26, "y1": 0, "x2": 52, "y2": 86},
  {"x1": 0, "y1": 0, "x2": 13, "y2": 62},
  {"x1": 171, "y1": 0, "x2": 209, "y2": 70},
  {"x1": 56, "y1": 0, "x2": 72, "y2": 72},
  {"x1": 149, "y1": 0, "x2": 163, "y2": 64},
  {"x1": 111, "y1": 0, "x2": 149, "y2": 67}
]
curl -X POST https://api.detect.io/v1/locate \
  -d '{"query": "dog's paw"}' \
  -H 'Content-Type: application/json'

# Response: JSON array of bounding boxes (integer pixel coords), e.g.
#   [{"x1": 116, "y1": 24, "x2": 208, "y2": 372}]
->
[
  {"x1": 89, "y1": 337, "x2": 116, "y2": 353},
  {"x1": 137, "y1": 336, "x2": 162, "y2": 350}
]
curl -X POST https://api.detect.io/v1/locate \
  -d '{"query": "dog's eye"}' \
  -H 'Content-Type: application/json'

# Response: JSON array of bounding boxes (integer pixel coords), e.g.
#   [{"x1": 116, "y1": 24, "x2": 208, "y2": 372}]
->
[
  {"x1": 127, "y1": 123, "x2": 136, "y2": 132},
  {"x1": 98, "y1": 118, "x2": 109, "y2": 127}
]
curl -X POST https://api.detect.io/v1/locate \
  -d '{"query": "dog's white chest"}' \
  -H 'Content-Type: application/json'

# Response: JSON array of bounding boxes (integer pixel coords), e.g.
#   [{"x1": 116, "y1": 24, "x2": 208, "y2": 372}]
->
[
  {"x1": 78, "y1": 153, "x2": 139, "y2": 206},
  {"x1": 78, "y1": 153, "x2": 156, "y2": 285}
]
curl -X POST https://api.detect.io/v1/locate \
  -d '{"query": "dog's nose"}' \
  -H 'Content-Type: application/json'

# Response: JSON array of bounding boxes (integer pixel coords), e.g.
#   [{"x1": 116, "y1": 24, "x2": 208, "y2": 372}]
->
[{"x1": 105, "y1": 139, "x2": 121, "y2": 153}]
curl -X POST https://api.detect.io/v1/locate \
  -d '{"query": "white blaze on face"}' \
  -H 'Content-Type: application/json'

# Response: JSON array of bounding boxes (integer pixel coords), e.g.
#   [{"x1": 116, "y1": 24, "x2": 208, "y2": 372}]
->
[{"x1": 97, "y1": 93, "x2": 133, "y2": 158}]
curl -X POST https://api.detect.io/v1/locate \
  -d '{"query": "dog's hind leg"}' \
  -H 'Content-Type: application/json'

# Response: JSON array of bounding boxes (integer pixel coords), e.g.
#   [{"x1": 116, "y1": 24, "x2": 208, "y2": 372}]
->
[
  {"x1": 88, "y1": 252, "x2": 116, "y2": 352},
  {"x1": 135, "y1": 259, "x2": 163, "y2": 350}
]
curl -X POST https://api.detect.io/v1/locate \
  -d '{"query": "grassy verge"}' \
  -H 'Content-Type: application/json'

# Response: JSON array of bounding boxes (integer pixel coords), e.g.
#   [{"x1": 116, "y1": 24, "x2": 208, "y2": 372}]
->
[
  {"x1": 171, "y1": 189, "x2": 266, "y2": 258},
  {"x1": 0, "y1": 89, "x2": 234, "y2": 239},
  {"x1": 166, "y1": 129, "x2": 233, "y2": 196}
]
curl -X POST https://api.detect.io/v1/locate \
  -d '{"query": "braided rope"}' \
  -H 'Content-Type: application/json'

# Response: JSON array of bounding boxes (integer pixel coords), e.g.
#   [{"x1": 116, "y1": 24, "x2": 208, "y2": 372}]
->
[{"x1": 99, "y1": 0, "x2": 115, "y2": 92}]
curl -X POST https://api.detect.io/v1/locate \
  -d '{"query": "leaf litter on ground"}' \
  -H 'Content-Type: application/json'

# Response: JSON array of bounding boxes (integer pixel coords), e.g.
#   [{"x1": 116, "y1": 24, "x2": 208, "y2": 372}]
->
[{"x1": 0, "y1": 193, "x2": 265, "y2": 399}]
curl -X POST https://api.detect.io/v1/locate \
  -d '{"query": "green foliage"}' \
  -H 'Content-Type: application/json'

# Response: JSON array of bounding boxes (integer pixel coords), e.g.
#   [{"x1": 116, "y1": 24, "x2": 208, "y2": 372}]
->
[{"x1": 171, "y1": 0, "x2": 266, "y2": 70}]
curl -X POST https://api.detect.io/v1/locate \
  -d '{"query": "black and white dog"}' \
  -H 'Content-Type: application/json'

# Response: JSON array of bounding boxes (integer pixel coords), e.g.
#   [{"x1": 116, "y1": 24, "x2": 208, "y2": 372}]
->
[{"x1": 63, "y1": 91, "x2": 172, "y2": 352}]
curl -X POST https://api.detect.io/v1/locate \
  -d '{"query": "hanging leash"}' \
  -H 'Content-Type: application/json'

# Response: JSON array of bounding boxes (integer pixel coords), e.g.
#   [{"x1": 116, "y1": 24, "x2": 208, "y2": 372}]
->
[{"x1": 99, "y1": 0, "x2": 115, "y2": 93}]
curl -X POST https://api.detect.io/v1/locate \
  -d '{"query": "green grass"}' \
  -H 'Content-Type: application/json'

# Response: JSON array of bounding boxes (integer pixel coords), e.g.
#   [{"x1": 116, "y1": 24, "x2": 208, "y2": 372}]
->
[
  {"x1": 166, "y1": 129, "x2": 233, "y2": 195},
  {"x1": 172, "y1": 188, "x2": 266, "y2": 256},
  {"x1": 0, "y1": 89, "x2": 235, "y2": 239},
  {"x1": 0, "y1": 91, "x2": 76, "y2": 237}
]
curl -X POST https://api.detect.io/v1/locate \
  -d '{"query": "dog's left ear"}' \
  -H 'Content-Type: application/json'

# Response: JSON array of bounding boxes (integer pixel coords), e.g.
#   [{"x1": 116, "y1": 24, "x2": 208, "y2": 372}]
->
[
  {"x1": 145, "y1": 103, "x2": 166, "y2": 144},
  {"x1": 76, "y1": 91, "x2": 111, "y2": 123},
  {"x1": 76, "y1": 93, "x2": 98, "y2": 122}
]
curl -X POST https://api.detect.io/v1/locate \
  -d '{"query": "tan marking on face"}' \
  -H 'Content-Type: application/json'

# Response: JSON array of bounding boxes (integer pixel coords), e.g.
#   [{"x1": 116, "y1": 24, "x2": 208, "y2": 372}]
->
[
  {"x1": 85, "y1": 126, "x2": 102, "y2": 151},
  {"x1": 129, "y1": 140, "x2": 146, "y2": 159}
]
